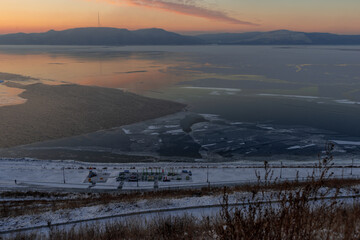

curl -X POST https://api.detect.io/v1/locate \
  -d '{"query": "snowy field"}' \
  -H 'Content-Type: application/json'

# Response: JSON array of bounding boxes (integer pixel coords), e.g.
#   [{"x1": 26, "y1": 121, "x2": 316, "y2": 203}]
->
[
  {"x1": 1, "y1": 158, "x2": 360, "y2": 192},
  {"x1": 0, "y1": 188, "x2": 244, "y2": 234}
]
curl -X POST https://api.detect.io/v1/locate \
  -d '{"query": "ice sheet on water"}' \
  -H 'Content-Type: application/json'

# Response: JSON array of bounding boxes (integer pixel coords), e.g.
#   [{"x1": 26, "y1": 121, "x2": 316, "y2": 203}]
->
[
  {"x1": 258, "y1": 93, "x2": 319, "y2": 99},
  {"x1": 333, "y1": 140, "x2": 360, "y2": 146},
  {"x1": 287, "y1": 144, "x2": 316, "y2": 150},
  {"x1": 182, "y1": 87, "x2": 241, "y2": 92},
  {"x1": 334, "y1": 99, "x2": 360, "y2": 105},
  {"x1": 148, "y1": 125, "x2": 161, "y2": 130},
  {"x1": 164, "y1": 125, "x2": 180, "y2": 128},
  {"x1": 165, "y1": 129, "x2": 184, "y2": 135},
  {"x1": 122, "y1": 128, "x2": 132, "y2": 134}
]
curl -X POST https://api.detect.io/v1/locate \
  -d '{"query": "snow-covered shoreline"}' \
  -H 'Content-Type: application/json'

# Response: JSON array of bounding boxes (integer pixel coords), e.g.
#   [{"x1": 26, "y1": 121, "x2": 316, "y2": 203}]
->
[
  {"x1": 1, "y1": 157, "x2": 360, "y2": 235},
  {"x1": 1, "y1": 157, "x2": 360, "y2": 192}
]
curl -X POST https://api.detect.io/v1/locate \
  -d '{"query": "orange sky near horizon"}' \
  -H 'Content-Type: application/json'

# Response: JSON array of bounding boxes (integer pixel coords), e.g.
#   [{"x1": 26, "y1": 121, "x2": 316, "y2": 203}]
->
[{"x1": 1, "y1": 0, "x2": 359, "y2": 35}]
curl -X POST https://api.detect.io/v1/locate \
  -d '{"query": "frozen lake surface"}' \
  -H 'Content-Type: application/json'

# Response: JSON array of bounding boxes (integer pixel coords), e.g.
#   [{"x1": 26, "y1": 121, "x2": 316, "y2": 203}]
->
[{"x1": 1, "y1": 45, "x2": 360, "y2": 161}]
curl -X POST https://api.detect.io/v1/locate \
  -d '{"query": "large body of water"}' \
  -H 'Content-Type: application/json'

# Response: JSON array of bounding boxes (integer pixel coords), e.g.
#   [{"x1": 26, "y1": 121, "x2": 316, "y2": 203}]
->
[{"x1": 1, "y1": 45, "x2": 360, "y2": 161}]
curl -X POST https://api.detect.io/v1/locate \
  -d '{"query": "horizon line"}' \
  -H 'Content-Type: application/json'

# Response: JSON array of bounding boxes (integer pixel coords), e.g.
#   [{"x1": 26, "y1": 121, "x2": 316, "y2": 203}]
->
[{"x1": 1, "y1": 27, "x2": 360, "y2": 36}]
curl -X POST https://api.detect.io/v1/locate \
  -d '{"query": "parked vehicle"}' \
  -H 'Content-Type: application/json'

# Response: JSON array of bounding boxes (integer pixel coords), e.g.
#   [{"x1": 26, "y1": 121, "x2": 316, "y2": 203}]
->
[
  {"x1": 129, "y1": 173, "x2": 138, "y2": 182},
  {"x1": 88, "y1": 171, "x2": 97, "y2": 178}
]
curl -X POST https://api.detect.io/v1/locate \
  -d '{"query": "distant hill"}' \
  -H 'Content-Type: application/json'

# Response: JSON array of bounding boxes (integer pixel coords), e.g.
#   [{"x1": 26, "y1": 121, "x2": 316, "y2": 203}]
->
[
  {"x1": 0, "y1": 28, "x2": 359, "y2": 45},
  {"x1": 197, "y1": 30, "x2": 360, "y2": 45},
  {"x1": 0, "y1": 27, "x2": 204, "y2": 45}
]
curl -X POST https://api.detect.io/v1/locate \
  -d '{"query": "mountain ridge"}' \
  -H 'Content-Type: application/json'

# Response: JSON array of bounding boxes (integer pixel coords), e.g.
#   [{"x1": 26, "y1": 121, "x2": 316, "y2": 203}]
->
[
  {"x1": 0, "y1": 27, "x2": 204, "y2": 45},
  {"x1": 0, "y1": 28, "x2": 360, "y2": 45},
  {"x1": 197, "y1": 30, "x2": 360, "y2": 45}
]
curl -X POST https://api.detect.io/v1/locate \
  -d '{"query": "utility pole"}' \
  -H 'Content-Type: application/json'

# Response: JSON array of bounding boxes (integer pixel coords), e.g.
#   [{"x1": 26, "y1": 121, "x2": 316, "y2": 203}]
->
[
  {"x1": 62, "y1": 167, "x2": 66, "y2": 184},
  {"x1": 137, "y1": 170, "x2": 139, "y2": 188},
  {"x1": 351, "y1": 158, "x2": 354, "y2": 176},
  {"x1": 207, "y1": 165, "x2": 209, "y2": 183},
  {"x1": 154, "y1": 178, "x2": 158, "y2": 190},
  {"x1": 207, "y1": 165, "x2": 210, "y2": 189},
  {"x1": 280, "y1": 161, "x2": 283, "y2": 179}
]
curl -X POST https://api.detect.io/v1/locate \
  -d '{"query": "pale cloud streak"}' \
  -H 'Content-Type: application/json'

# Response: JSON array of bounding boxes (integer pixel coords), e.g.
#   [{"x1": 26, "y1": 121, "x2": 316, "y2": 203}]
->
[{"x1": 94, "y1": 0, "x2": 258, "y2": 26}]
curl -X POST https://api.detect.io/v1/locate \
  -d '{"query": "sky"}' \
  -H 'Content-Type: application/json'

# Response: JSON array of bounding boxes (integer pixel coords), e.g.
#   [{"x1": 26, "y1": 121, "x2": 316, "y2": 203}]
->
[{"x1": 0, "y1": 0, "x2": 359, "y2": 35}]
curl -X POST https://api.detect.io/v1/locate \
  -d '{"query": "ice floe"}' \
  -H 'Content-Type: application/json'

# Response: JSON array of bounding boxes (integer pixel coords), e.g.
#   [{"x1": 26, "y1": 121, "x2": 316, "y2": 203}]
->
[
  {"x1": 258, "y1": 94, "x2": 319, "y2": 99},
  {"x1": 122, "y1": 128, "x2": 132, "y2": 134},
  {"x1": 182, "y1": 87, "x2": 241, "y2": 92},
  {"x1": 333, "y1": 140, "x2": 360, "y2": 146},
  {"x1": 334, "y1": 99, "x2": 360, "y2": 105},
  {"x1": 287, "y1": 144, "x2": 316, "y2": 150}
]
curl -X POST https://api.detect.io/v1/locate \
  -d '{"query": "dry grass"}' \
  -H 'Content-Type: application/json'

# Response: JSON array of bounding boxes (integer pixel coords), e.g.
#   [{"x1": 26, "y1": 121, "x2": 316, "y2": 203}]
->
[
  {"x1": 10, "y1": 202, "x2": 360, "y2": 240},
  {"x1": 12, "y1": 215, "x2": 212, "y2": 240},
  {"x1": 214, "y1": 143, "x2": 360, "y2": 240}
]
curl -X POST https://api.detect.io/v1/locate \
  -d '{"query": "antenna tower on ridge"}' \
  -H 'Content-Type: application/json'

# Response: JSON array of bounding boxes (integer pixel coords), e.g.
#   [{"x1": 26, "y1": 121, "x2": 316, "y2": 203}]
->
[{"x1": 98, "y1": 12, "x2": 101, "y2": 27}]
